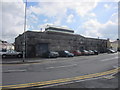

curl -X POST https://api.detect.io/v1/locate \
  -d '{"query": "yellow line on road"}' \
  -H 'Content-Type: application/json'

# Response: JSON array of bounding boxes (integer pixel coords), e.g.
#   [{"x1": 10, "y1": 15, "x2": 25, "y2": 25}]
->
[{"x1": 1, "y1": 67, "x2": 120, "y2": 89}]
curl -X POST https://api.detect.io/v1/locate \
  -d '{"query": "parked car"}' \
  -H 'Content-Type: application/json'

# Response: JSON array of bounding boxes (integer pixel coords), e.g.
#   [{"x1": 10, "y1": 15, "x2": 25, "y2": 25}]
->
[
  {"x1": 117, "y1": 48, "x2": 120, "y2": 52},
  {"x1": 0, "y1": 50, "x2": 23, "y2": 58},
  {"x1": 42, "y1": 51, "x2": 59, "y2": 58},
  {"x1": 58, "y1": 51, "x2": 74, "y2": 57},
  {"x1": 71, "y1": 50, "x2": 82, "y2": 56},
  {"x1": 88, "y1": 50, "x2": 94, "y2": 55},
  {"x1": 93, "y1": 50, "x2": 99, "y2": 55},
  {"x1": 107, "y1": 49, "x2": 116, "y2": 54},
  {"x1": 80, "y1": 50, "x2": 89, "y2": 55}
]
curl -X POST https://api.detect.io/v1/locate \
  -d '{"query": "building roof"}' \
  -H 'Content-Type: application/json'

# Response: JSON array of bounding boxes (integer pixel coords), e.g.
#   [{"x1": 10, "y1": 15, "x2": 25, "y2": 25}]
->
[
  {"x1": 45, "y1": 25, "x2": 73, "y2": 30},
  {"x1": 45, "y1": 25, "x2": 74, "y2": 34}
]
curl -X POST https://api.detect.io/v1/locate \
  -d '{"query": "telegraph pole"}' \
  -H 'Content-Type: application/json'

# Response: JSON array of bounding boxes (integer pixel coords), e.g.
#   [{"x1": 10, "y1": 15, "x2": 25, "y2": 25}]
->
[{"x1": 23, "y1": 0, "x2": 27, "y2": 62}]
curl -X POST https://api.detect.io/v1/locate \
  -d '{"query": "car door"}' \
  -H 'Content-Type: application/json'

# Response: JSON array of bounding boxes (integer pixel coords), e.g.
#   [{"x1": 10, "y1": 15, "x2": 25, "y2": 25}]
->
[{"x1": 7, "y1": 51, "x2": 16, "y2": 56}]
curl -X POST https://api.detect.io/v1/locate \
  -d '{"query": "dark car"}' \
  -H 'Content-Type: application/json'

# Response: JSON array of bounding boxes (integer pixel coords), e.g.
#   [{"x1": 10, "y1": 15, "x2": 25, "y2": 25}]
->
[
  {"x1": 42, "y1": 51, "x2": 59, "y2": 58},
  {"x1": 71, "y1": 50, "x2": 82, "y2": 56},
  {"x1": 58, "y1": 51, "x2": 74, "y2": 57},
  {"x1": 80, "y1": 50, "x2": 89, "y2": 55},
  {"x1": 93, "y1": 50, "x2": 99, "y2": 55},
  {"x1": 0, "y1": 50, "x2": 23, "y2": 58},
  {"x1": 118, "y1": 48, "x2": 120, "y2": 52}
]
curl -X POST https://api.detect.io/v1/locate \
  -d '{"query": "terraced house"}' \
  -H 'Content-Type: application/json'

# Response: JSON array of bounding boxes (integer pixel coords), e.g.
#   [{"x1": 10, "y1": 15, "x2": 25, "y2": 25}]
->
[{"x1": 15, "y1": 25, "x2": 110, "y2": 57}]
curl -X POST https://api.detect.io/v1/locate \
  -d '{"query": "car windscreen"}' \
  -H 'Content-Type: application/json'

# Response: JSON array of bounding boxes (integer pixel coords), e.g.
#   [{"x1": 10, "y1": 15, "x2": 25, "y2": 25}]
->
[
  {"x1": 76, "y1": 50, "x2": 80, "y2": 52},
  {"x1": 84, "y1": 50, "x2": 88, "y2": 52},
  {"x1": 110, "y1": 50, "x2": 115, "y2": 52},
  {"x1": 65, "y1": 51, "x2": 69, "y2": 53}
]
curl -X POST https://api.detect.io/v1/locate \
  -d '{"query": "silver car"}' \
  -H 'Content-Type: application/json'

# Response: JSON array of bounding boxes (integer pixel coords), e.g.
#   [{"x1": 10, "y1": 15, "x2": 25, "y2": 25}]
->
[
  {"x1": 88, "y1": 50, "x2": 95, "y2": 55},
  {"x1": 0, "y1": 50, "x2": 23, "y2": 58}
]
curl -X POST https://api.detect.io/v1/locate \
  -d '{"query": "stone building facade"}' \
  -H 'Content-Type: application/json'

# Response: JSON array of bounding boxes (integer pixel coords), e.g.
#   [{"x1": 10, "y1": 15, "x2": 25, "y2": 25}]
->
[
  {"x1": 15, "y1": 27, "x2": 110, "y2": 57},
  {"x1": 85, "y1": 38, "x2": 109, "y2": 53}
]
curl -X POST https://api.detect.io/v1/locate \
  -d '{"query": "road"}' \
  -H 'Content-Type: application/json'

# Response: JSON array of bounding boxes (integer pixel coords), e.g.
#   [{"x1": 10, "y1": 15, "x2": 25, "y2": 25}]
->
[
  {"x1": 1, "y1": 53, "x2": 119, "y2": 89},
  {"x1": 50, "y1": 72, "x2": 119, "y2": 88}
]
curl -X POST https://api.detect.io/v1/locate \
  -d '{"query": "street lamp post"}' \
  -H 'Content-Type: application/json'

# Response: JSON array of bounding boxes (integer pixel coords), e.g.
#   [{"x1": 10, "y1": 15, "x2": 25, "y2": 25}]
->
[{"x1": 23, "y1": 0, "x2": 27, "y2": 62}]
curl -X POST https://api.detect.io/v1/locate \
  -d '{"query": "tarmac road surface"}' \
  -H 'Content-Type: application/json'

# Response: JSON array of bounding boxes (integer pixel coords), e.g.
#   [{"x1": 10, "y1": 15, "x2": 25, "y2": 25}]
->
[{"x1": 1, "y1": 53, "x2": 119, "y2": 89}]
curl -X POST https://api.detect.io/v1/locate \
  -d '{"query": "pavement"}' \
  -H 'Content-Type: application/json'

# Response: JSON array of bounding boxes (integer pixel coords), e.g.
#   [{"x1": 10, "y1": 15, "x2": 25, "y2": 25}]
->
[
  {"x1": 1, "y1": 57, "x2": 45, "y2": 64},
  {"x1": 1, "y1": 52, "x2": 119, "y2": 89}
]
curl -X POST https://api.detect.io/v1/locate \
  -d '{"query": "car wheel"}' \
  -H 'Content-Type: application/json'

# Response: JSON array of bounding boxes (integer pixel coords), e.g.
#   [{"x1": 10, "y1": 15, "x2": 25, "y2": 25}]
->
[
  {"x1": 66, "y1": 55, "x2": 68, "y2": 57},
  {"x1": 17, "y1": 54, "x2": 22, "y2": 58},
  {"x1": 2, "y1": 54, "x2": 6, "y2": 58}
]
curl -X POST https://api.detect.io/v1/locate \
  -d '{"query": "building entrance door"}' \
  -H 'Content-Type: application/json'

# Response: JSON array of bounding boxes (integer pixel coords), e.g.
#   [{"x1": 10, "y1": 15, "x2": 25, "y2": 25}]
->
[{"x1": 36, "y1": 43, "x2": 49, "y2": 57}]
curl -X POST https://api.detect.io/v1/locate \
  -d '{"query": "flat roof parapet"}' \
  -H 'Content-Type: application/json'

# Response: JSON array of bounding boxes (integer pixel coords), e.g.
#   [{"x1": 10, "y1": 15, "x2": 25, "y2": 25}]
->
[{"x1": 45, "y1": 26, "x2": 74, "y2": 34}]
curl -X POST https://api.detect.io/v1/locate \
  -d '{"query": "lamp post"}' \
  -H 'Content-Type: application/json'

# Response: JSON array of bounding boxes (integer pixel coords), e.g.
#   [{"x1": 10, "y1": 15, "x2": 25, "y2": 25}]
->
[{"x1": 23, "y1": 0, "x2": 27, "y2": 62}]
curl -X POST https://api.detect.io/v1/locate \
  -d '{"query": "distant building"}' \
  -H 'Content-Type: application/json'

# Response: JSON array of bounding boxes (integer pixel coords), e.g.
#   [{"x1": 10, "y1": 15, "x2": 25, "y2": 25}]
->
[
  {"x1": 110, "y1": 39, "x2": 119, "y2": 51},
  {"x1": 15, "y1": 26, "x2": 110, "y2": 57},
  {"x1": 0, "y1": 40, "x2": 14, "y2": 51}
]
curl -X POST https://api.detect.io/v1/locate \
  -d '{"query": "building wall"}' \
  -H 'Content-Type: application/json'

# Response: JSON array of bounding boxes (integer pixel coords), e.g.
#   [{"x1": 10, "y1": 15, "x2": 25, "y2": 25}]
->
[
  {"x1": 15, "y1": 31, "x2": 109, "y2": 57},
  {"x1": 85, "y1": 38, "x2": 108, "y2": 53}
]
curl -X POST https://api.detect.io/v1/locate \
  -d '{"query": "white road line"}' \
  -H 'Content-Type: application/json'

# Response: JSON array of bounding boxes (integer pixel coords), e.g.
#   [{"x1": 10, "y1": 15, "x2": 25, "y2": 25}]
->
[
  {"x1": 4, "y1": 69, "x2": 27, "y2": 72},
  {"x1": 46, "y1": 64, "x2": 77, "y2": 69},
  {"x1": 108, "y1": 53, "x2": 118, "y2": 55},
  {"x1": 101, "y1": 57, "x2": 118, "y2": 61},
  {"x1": 113, "y1": 65, "x2": 119, "y2": 68}
]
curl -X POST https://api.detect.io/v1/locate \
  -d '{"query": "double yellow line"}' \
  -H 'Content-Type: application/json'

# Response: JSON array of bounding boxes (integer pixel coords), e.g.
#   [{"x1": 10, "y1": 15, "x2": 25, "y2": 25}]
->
[{"x1": 1, "y1": 67, "x2": 120, "y2": 89}]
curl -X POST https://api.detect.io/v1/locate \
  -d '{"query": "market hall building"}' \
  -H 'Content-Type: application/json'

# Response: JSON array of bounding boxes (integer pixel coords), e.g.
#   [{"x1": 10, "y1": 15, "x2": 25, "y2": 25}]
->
[{"x1": 15, "y1": 26, "x2": 110, "y2": 57}]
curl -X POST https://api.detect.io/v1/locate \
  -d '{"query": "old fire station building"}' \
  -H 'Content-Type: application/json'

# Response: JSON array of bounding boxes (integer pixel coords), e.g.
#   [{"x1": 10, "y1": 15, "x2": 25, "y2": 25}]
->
[{"x1": 15, "y1": 25, "x2": 110, "y2": 57}]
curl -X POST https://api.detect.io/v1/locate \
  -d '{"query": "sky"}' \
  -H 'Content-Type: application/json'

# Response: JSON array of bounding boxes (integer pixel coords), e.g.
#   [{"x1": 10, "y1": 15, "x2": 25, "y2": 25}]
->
[{"x1": 1, "y1": 0, "x2": 119, "y2": 43}]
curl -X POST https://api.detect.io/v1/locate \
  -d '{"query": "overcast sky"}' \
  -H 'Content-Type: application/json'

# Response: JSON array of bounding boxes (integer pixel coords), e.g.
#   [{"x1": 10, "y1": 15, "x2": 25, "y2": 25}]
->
[{"x1": 1, "y1": 0, "x2": 119, "y2": 43}]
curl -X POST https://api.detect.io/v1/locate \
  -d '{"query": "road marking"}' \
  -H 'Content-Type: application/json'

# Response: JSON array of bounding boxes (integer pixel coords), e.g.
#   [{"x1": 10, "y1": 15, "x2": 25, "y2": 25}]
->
[
  {"x1": 4, "y1": 69, "x2": 27, "y2": 73},
  {"x1": 113, "y1": 65, "x2": 119, "y2": 68},
  {"x1": 103, "y1": 75, "x2": 115, "y2": 79},
  {"x1": 46, "y1": 64, "x2": 77, "y2": 69},
  {"x1": 109, "y1": 53, "x2": 118, "y2": 55},
  {"x1": 37, "y1": 73, "x2": 116, "y2": 88},
  {"x1": 101, "y1": 57, "x2": 118, "y2": 61},
  {"x1": 1, "y1": 67, "x2": 120, "y2": 89}
]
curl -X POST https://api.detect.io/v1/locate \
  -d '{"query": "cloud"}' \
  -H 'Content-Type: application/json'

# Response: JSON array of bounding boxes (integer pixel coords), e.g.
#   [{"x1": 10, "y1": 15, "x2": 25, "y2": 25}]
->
[
  {"x1": 27, "y1": 2, "x2": 68, "y2": 27},
  {"x1": 32, "y1": 2, "x2": 98, "y2": 17},
  {"x1": 104, "y1": 4, "x2": 110, "y2": 9},
  {"x1": 110, "y1": 12, "x2": 118, "y2": 23},
  {"x1": 70, "y1": 2, "x2": 98, "y2": 17},
  {"x1": 27, "y1": 0, "x2": 118, "y2": 3},
  {"x1": 53, "y1": 19, "x2": 61, "y2": 25},
  {"x1": 66, "y1": 14, "x2": 74, "y2": 23},
  {"x1": 27, "y1": 1, "x2": 100, "y2": 26},
  {"x1": 89, "y1": 13, "x2": 96, "y2": 17},
  {"x1": 28, "y1": 2, "x2": 67, "y2": 17},
  {"x1": 81, "y1": 19, "x2": 102, "y2": 37},
  {"x1": 28, "y1": 14, "x2": 38, "y2": 24},
  {"x1": 43, "y1": 19, "x2": 48, "y2": 22},
  {"x1": 1, "y1": 1, "x2": 25, "y2": 43},
  {"x1": 26, "y1": 1, "x2": 100, "y2": 32},
  {"x1": 81, "y1": 13, "x2": 118, "y2": 40}
]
